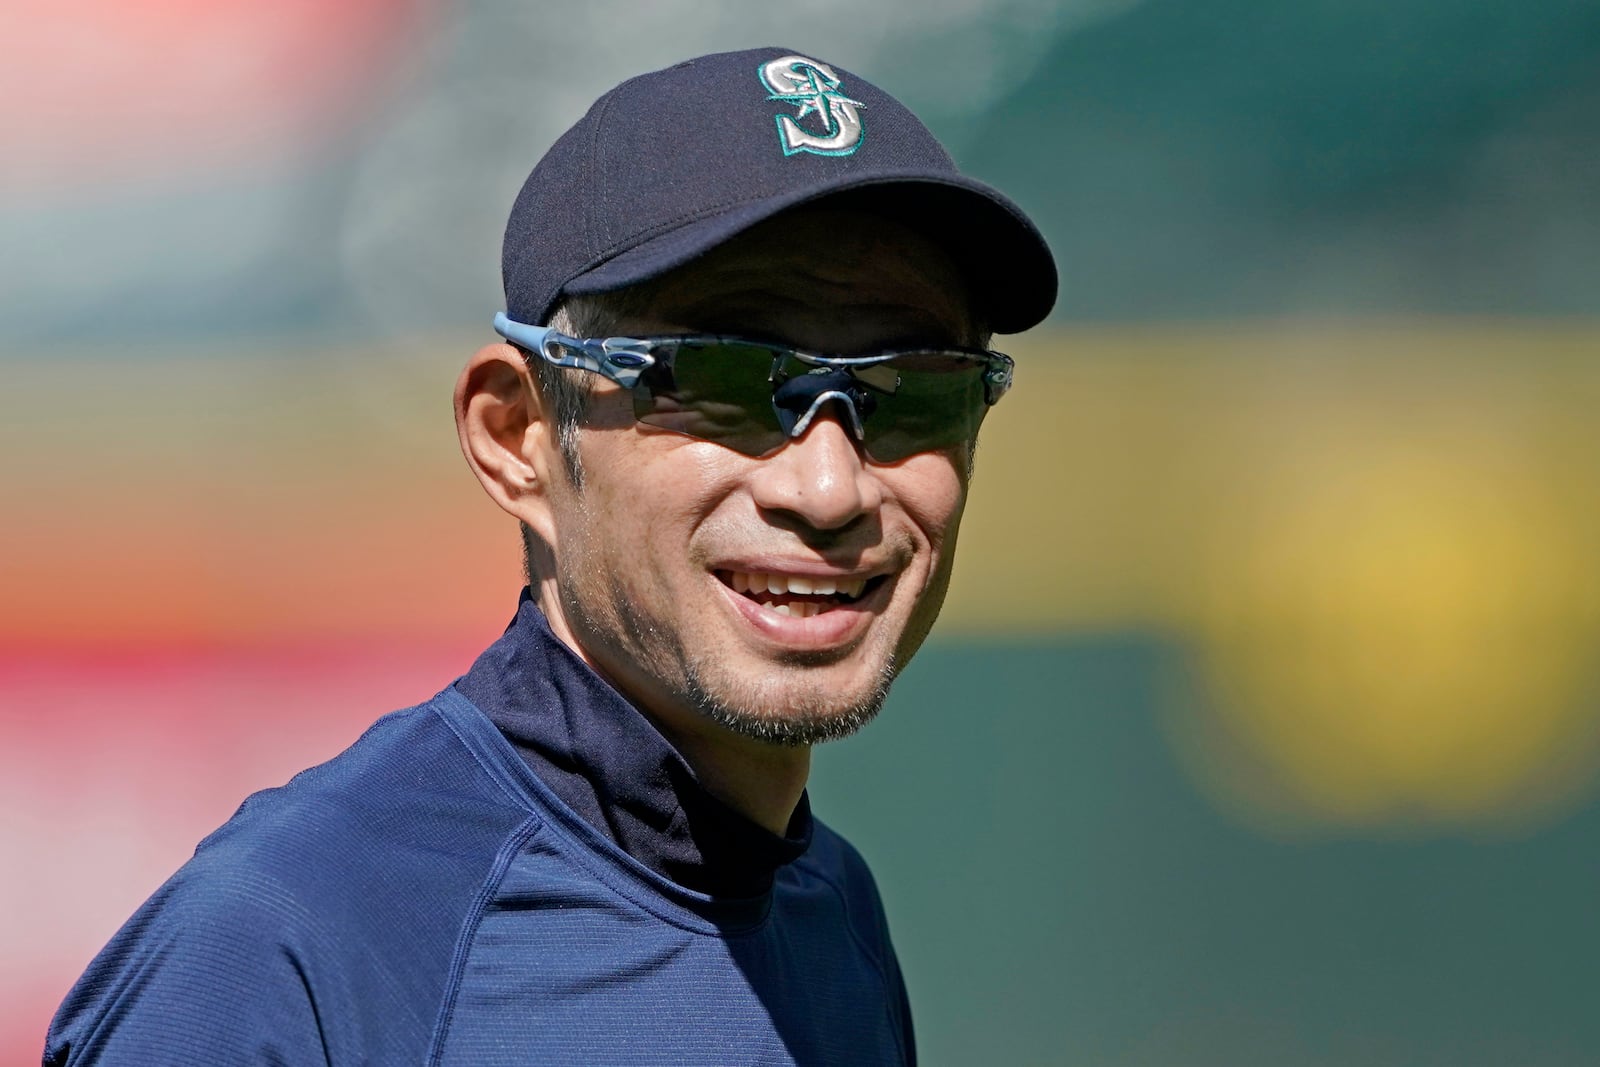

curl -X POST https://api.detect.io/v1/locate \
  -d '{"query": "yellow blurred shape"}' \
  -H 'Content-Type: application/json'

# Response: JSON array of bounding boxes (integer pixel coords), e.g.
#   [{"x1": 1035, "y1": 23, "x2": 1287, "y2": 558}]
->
[
  {"x1": 1184, "y1": 439, "x2": 1600, "y2": 831},
  {"x1": 950, "y1": 321, "x2": 1600, "y2": 831}
]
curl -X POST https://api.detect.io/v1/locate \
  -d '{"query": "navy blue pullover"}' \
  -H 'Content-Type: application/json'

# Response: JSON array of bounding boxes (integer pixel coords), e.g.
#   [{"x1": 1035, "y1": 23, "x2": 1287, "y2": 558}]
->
[
  {"x1": 459, "y1": 591, "x2": 814, "y2": 899},
  {"x1": 45, "y1": 598, "x2": 915, "y2": 1065}
]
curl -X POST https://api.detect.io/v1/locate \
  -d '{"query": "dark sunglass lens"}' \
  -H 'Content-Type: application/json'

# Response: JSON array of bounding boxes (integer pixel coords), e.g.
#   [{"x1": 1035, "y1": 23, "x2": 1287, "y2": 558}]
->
[
  {"x1": 628, "y1": 341, "x2": 994, "y2": 461},
  {"x1": 632, "y1": 341, "x2": 786, "y2": 455},
  {"x1": 860, "y1": 354, "x2": 989, "y2": 462}
]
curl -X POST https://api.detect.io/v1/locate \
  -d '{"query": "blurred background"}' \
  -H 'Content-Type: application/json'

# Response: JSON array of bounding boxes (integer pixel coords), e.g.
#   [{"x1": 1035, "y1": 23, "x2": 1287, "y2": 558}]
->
[{"x1": 4, "y1": 1, "x2": 1599, "y2": 1063}]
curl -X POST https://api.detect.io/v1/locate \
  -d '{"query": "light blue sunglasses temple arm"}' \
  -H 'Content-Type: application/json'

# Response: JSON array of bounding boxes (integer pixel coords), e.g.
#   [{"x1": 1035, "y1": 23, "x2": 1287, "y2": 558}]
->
[
  {"x1": 492, "y1": 312, "x2": 654, "y2": 388},
  {"x1": 984, "y1": 355, "x2": 1015, "y2": 405}
]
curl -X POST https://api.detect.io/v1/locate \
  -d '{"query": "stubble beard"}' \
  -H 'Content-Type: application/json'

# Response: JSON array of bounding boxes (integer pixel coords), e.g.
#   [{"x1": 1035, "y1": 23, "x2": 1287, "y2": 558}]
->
[
  {"x1": 563, "y1": 560, "x2": 903, "y2": 748},
  {"x1": 681, "y1": 649, "x2": 899, "y2": 748}
]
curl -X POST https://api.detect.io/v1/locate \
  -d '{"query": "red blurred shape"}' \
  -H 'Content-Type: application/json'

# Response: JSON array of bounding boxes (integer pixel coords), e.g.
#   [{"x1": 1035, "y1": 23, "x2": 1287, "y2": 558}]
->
[{"x1": 2, "y1": 0, "x2": 432, "y2": 189}]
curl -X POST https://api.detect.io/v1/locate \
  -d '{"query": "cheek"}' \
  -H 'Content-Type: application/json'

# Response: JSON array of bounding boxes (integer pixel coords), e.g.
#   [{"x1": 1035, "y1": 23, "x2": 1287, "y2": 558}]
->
[
  {"x1": 888, "y1": 451, "x2": 970, "y2": 553},
  {"x1": 574, "y1": 434, "x2": 745, "y2": 564}
]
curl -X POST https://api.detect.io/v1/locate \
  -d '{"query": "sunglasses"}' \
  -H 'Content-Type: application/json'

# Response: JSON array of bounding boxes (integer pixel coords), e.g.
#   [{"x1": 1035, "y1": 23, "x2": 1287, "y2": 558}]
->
[{"x1": 493, "y1": 312, "x2": 1013, "y2": 462}]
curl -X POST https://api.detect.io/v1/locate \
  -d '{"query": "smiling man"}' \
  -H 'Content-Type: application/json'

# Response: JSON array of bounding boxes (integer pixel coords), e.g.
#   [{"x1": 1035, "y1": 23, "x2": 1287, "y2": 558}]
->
[{"x1": 47, "y1": 48, "x2": 1055, "y2": 1066}]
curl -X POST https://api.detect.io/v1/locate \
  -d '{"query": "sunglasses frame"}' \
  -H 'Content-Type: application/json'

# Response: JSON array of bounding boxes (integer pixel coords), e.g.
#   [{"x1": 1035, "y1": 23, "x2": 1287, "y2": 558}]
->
[{"x1": 491, "y1": 311, "x2": 1014, "y2": 453}]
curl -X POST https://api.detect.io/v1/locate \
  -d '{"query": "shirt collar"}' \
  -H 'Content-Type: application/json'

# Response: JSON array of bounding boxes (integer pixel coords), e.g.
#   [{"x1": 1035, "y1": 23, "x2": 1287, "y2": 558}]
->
[{"x1": 454, "y1": 590, "x2": 813, "y2": 898}]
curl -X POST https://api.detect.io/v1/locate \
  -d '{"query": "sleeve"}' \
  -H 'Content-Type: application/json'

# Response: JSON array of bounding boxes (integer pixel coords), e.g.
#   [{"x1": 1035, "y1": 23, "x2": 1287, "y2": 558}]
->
[
  {"x1": 886, "y1": 938, "x2": 917, "y2": 1067},
  {"x1": 43, "y1": 860, "x2": 338, "y2": 1067},
  {"x1": 821, "y1": 827, "x2": 919, "y2": 1067}
]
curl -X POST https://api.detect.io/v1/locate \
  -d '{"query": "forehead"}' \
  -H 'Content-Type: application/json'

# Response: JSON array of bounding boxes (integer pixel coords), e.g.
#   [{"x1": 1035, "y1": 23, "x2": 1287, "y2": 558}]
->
[{"x1": 627, "y1": 206, "x2": 979, "y2": 352}]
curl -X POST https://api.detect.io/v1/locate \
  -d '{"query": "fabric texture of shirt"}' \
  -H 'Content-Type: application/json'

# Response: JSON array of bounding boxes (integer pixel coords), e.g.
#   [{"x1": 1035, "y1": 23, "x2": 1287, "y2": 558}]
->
[{"x1": 44, "y1": 599, "x2": 915, "y2": 1066}]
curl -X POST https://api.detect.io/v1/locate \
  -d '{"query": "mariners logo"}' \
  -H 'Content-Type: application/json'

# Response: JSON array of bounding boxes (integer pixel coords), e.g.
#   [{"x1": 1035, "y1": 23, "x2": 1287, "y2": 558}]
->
[{"x1": 758, "y1": 55, "x2": 864, "y2": 157}]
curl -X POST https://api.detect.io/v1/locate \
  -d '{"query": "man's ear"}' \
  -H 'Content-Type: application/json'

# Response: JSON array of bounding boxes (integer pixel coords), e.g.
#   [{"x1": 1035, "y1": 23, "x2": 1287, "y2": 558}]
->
[{"x1": 454, "y1": 343, "x2": 559, "y2": 539}]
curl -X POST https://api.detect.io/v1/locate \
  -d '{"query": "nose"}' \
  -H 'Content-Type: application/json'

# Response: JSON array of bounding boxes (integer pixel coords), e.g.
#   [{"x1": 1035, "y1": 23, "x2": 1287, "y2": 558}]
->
[{"x1": 747, "y1": 403, "x2": 884, "y2": 531}]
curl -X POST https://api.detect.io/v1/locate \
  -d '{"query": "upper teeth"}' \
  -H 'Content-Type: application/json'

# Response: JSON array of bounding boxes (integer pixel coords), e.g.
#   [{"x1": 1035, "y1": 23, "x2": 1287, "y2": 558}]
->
[{"x1": 727, "y1": 571, "x2": 868, "y2": 599}]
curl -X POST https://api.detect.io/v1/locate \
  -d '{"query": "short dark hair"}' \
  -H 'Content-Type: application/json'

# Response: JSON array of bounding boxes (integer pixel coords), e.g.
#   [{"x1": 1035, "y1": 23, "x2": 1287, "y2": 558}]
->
[{"x1": 520, "y1": 287, "x2": 660, "y2": 582}]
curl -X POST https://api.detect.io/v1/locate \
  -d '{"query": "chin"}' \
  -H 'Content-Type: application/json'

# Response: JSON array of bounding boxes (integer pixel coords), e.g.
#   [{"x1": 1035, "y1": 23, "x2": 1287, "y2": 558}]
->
[{"x1": 682, "y1": 655, "x2": 898, "y2": 747}]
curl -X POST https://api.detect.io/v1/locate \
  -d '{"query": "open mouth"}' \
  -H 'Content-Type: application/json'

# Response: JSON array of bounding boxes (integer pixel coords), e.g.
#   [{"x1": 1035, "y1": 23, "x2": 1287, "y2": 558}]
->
[{"x1": 716, "y1": 570, "x2": 883, "y2": 619}]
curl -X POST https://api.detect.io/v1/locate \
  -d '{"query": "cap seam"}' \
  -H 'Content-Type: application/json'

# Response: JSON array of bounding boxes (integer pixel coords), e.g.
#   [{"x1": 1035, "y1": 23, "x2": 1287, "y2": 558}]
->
[{"x1": 585, "y1": 90, "x2": 620, "y2": 264}]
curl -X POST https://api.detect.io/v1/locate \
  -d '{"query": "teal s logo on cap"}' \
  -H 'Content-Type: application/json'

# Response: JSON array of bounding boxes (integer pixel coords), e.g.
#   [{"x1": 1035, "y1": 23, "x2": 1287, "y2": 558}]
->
[{"x1": 759, "y1": 55, "x2": 864, "y2": 157}]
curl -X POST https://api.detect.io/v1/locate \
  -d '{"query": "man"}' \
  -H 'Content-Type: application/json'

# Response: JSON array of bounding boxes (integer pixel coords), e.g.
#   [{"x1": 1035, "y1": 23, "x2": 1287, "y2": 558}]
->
[{"x1": 46, "y1": 47, "x2": 1054, "y2": 1065}]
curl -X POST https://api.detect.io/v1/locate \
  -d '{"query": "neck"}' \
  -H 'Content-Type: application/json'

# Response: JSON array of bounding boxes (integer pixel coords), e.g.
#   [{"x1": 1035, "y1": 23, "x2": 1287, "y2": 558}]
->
[
  {"x1": 657, "y1": 725, "x2": 811, "y2": 837},
  {"x1": 535, "y1": 581, "x2": 810, "y2": 836}
]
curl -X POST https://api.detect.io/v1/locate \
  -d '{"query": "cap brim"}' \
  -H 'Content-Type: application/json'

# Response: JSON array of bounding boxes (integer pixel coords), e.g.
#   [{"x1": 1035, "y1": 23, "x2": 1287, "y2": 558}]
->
[{"x1": 562, "y1": 172, "x2": 1057, "y2": 336}]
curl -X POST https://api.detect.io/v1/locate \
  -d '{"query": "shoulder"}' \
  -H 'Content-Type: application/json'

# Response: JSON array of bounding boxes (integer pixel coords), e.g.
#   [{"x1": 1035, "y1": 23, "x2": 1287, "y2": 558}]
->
[
  {"x1": 793, "y1": 817, "x2": 883, "y2": 896},
  {"x1": 45, "y1": 697, "x2": 537, "y2": 1066},
  {"x1": 786, "y1": 817, "x2": 897, "y2": 944},
  {"x1": 175, "y1": 700, "x2": 534, "y2": 926},
  {"x1": 204, "y1": 699, "x2": 531, "y2": 871},
  {"x1": 779, "y1": 818, "x2": 917, "y2": 1062}
]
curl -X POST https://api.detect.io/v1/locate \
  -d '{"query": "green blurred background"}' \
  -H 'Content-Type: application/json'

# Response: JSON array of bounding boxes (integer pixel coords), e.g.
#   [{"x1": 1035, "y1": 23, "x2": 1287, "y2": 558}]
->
[{"x1": 4, "y1": 1, "x2": 1599, "y2": 1063}]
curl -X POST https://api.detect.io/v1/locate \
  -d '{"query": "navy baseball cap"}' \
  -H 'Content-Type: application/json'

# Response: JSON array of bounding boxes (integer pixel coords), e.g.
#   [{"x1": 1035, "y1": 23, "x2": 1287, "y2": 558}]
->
[{"x1": 502, "y1": 46, "x2": 1057, "y2": 336}]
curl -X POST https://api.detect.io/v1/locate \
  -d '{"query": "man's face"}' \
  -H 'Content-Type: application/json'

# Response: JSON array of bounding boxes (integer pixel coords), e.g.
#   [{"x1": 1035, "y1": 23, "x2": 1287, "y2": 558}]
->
[{"x1": 535, "y1": 206, "x2": 980, "y2": 746}]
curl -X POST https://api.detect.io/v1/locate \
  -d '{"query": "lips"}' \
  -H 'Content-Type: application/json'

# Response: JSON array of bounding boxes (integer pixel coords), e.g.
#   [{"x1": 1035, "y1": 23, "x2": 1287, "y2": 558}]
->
[{"x1": 715, "y1": 569, "x2": 885, "y2": 620}]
